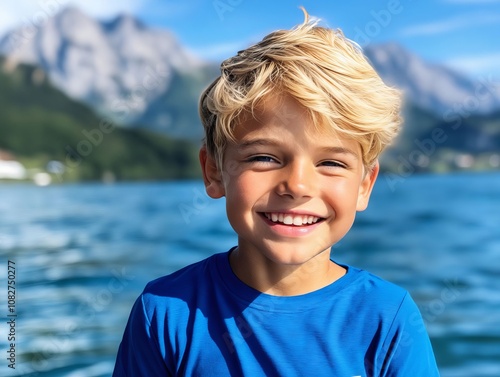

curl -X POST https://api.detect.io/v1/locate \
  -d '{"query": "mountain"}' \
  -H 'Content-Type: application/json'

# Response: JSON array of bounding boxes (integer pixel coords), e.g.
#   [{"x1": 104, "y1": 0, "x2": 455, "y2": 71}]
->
[
  {"x1": 136, "y1": 65, "x2": 219, "y2": 140},
  {"x1": 1, "y1": 7, "x2": 499, "y2": 175},
  {"x1": 379, "y1": 102, "x2": 500, "y2": 175},
  {"x1": 3, "y1": 7, "x2": 500, "y2": 136},
  {"x1": 364, "y1": 43, "x2": 500, "y2": 116},
  {"x1": 3, "y1": 7, "x2": 500, "y2": 133},
  {"x1": 0, "y1": 57, "x2": 201, "y2": 181},
  {"x1": 0, "y1": 7, "x2": 210, "y2": 130}
]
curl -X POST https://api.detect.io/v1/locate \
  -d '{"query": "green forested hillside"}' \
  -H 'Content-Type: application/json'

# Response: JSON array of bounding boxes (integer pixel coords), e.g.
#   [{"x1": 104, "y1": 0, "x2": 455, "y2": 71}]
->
[
  {"x1": 138, "y1": 66, "x2": 219, "y2": 140},
  {"x1": 2, "y1": 57, "x2": 499, "y2": 183},
  {"x1": 0, "y1": 58, "x2": 201, "y2": 182}
]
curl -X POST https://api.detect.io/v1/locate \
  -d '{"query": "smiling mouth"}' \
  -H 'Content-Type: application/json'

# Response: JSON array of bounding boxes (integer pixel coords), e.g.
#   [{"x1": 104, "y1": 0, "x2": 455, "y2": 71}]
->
[{"x1": 261, "y1": 212, "x2": 325, "y2": 226}]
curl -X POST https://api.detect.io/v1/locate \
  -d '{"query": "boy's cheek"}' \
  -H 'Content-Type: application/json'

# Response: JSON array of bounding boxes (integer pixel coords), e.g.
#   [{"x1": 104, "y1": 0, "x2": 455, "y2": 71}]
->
[
  {"x1": 222, "y1": 155, "x2": 256, "y2": 189},
  {"x1": 221, "y1": 160, "x2": 242, "y2": 185}
]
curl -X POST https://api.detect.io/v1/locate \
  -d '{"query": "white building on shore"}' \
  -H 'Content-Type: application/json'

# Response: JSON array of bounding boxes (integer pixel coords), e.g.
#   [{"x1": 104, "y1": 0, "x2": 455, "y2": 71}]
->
[{"x1": 0, "y1": 159, "x2": 27, "y2": 180}]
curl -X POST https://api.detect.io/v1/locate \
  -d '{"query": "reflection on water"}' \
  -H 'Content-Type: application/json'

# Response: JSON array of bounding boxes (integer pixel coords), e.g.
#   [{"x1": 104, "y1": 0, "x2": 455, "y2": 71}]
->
[{"x1": 0, "y1": 172, "x2": 499, "y2": 376}]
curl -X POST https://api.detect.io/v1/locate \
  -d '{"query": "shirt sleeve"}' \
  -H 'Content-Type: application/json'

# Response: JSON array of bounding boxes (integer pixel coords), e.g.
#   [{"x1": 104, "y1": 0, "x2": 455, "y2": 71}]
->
[
  {"x1": 379, "y1": 293, "x2": 440, "y2": 377},
  {"x1": 112, "y1": 294, "x2": 171, "y2": 377}
]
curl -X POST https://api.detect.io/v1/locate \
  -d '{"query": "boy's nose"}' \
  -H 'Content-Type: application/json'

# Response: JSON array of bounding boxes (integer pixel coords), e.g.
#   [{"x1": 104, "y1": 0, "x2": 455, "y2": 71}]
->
[{"x1": 276, "y1": 159, "x2": 317, "y2": 199}]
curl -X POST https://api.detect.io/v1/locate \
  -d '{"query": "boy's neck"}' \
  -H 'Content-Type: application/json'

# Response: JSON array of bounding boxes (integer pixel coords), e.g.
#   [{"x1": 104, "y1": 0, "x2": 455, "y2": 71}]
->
[{"x1": 229, "y1": 246, "x2": 346, "y2": 296}]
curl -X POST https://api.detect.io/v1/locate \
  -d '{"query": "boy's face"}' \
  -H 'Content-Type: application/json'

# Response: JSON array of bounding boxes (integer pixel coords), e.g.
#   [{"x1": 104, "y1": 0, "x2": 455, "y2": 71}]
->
[{"x1": 201, "y1": 94, "x2": 378, "y2": 266}]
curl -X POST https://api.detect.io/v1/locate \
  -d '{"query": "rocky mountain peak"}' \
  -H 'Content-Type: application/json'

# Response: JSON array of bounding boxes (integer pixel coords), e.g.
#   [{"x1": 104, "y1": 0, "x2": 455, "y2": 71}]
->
[
  {"x1": 364, "y1": 43, "x2": 500, "y2": 116},
  {"x1": 0, "y1": 6, "x2": 203, "y2": 121},
  {"x1": 0, "y1": 6, "x2": 499, "y2": 137},
  {"x1": 103, "y1": 13, "x2": 148, "y2": 33}
]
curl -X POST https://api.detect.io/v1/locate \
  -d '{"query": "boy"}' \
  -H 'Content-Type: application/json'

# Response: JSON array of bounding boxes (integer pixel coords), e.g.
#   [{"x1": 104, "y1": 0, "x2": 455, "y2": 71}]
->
[{"x1": 113, "y1": 9, "x2": 440, "y2": 376}]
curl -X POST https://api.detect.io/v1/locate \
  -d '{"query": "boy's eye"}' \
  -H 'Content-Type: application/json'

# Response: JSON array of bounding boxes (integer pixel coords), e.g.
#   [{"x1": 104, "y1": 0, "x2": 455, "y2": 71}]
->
[
  {"x1": 246, "y1": 155, "x2": 278, "y2": 164},
  {"x1": 320, "y1": 160, "x2": 347, "y2": 168}
]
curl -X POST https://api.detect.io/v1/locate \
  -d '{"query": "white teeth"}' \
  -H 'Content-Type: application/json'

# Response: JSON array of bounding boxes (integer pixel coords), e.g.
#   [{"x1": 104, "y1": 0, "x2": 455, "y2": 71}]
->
[{"x1": 264, "y1": 213, "x2": 321, "y2": 226}]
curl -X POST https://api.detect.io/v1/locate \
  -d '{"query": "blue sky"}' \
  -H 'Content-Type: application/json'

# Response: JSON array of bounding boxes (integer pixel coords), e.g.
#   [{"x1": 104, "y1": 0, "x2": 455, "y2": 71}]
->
[{"x1": 2, "y1": 0, "x2": 500, "y2": 78}]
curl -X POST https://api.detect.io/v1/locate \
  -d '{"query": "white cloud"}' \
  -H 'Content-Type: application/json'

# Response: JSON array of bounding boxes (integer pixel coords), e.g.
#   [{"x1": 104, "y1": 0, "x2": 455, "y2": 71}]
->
[
  {"x1": 444, "y1": 52, "x2": 500, "y2": 76},
  {"x1": 400, "y1": 12, "x2": 500, "y2": 37}
]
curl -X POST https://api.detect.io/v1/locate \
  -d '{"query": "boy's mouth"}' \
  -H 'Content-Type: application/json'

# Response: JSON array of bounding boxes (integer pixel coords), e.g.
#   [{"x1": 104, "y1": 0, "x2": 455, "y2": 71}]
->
[{"x1": 261, "y1": 212, "x2": 325, "y2": 227}]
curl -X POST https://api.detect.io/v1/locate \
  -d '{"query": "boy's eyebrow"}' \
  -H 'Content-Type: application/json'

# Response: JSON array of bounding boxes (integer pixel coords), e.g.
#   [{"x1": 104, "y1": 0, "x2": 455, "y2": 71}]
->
[
  {"x1": 318, "y1": 146, "x2": 359, "y2": 160},
  {"x1": 237, "y1": 139, "x2": 359, "y2": 160},
  {"x1": 238, "y1": 138, "x2": 281, "y2": 148}
]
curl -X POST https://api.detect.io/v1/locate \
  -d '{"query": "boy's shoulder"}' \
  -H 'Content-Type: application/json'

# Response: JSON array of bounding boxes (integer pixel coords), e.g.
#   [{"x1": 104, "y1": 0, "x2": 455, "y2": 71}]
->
[
  {"x1": 135, "y1": 251, "x2": 228, "y2": 323},
  {"x1": 346, "y1": 264, "x2": 407, "y2": 296},
  {"x1": 341, "y1": 264, "x2": 417, "y2": 320}
]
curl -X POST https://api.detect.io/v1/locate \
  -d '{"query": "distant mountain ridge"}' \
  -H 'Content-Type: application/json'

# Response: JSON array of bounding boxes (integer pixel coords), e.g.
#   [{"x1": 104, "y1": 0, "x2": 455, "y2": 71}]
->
[
  {"x1": 0, "y1": 6, "x2": 206, "y2": 133},
  {"x1": 364, "y1": 43, "x2": 500, "y2": 116},
  {"x1": 2, "y1": 6, "x2": 500, "y2": 141},
  {"x1": 1, "y1": 6, "x2": 500, "y2": 176},
  {"x1": 0, "y1": 57, "x2": 201, "y2": 181}
]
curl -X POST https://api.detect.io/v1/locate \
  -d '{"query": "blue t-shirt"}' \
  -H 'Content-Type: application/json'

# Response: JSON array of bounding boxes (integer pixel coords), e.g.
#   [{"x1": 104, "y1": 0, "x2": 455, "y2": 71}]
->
[{"x1": 113, "y1": 250, "x2": 439, "y2": 376}]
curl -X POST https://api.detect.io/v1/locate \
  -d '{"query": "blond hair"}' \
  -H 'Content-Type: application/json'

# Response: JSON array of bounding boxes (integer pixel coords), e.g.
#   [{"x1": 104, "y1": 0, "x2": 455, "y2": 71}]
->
[{"x1": 199, "y1": 8, "x2": 401, "y2": 170}]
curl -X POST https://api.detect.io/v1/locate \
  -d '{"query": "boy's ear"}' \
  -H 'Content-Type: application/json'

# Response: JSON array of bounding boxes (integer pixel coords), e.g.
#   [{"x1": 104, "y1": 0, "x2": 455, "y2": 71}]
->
[
  {"x1": 356, "y1": 161, "x2": 379, "y2": 211},
  {"x1": 199, "y1": 146, "x2": 225, "y2": 199}
]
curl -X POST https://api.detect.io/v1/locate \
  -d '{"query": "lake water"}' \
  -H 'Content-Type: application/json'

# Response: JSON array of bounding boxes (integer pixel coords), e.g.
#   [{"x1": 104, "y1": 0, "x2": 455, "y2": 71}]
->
[{"x1": 1, "y1": 172, "x2": 499, "y2": 376}]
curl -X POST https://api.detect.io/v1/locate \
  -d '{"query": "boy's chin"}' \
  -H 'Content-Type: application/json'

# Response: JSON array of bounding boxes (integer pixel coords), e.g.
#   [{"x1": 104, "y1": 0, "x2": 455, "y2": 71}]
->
[{"x1": 262, "y1": 244, "x2": 332, "y2": 266}]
